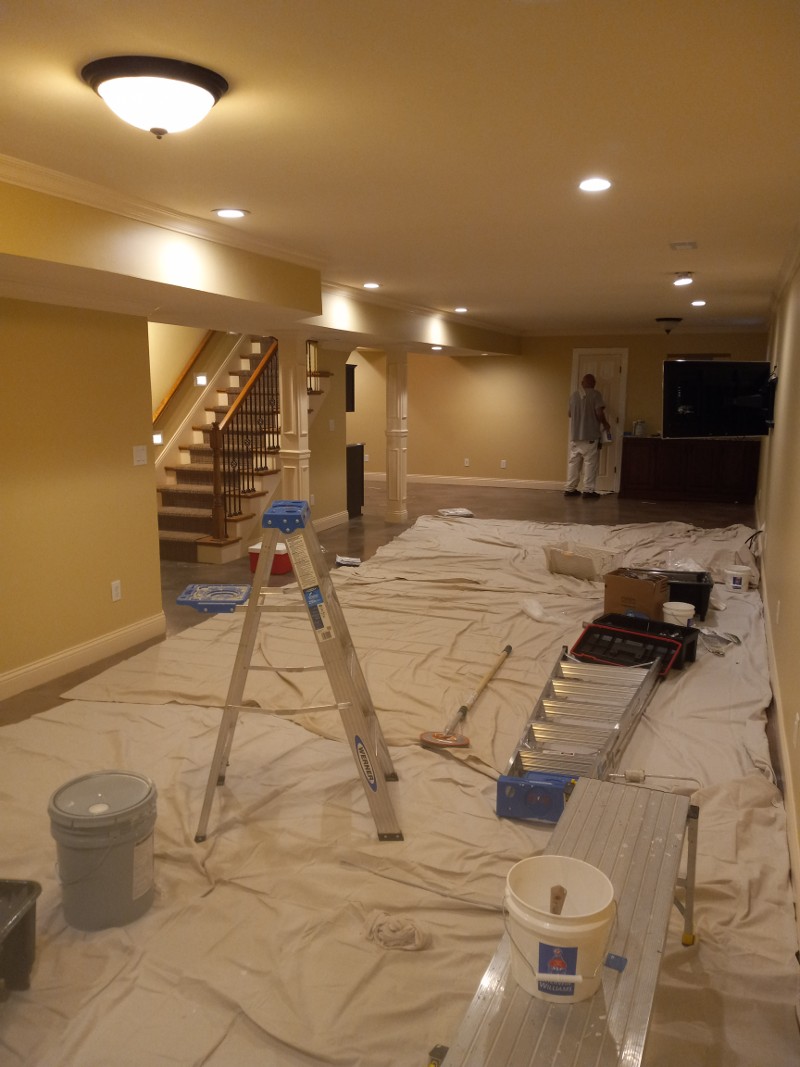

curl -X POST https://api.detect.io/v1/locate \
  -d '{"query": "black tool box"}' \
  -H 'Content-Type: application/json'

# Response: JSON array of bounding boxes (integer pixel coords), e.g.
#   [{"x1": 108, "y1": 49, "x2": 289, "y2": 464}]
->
[{"x1": 572, "y1": 613, "x2": 698, "y2": 676}]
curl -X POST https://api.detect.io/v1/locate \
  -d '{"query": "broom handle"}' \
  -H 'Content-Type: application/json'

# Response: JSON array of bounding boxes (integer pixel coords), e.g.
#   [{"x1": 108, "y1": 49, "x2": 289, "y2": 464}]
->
[{"x1": 444, "y1": 645, "x2": 512, "y2": 734}]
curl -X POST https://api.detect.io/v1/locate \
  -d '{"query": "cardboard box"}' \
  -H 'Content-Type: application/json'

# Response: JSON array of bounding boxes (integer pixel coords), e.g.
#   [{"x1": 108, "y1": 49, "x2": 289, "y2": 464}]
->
[
  {"x1": 543, "y1": 543, "x2": 622, "y2": 581},
  {"x1": 603, "y1": 568, "x2": 668, "y2": 621}
]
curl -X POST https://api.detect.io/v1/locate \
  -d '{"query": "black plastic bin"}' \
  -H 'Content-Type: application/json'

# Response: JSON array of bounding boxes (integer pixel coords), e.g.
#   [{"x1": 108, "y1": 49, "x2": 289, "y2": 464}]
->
[
  {"x1": 0, "y1": 880, "x2": 42, "y2": 991},
  {"x1": 622, "y1": 568, "x2": 713, "y2": 620}
]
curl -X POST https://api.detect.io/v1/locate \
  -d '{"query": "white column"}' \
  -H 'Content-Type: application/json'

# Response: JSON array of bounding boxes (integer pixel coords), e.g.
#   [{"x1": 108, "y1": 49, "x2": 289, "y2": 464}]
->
[
  {"x1": 274, "y1": 331, "x2": 311, "y2": 503},
  {"x1": 385, "y1": 347, "x2": 408, "y2": 523}
]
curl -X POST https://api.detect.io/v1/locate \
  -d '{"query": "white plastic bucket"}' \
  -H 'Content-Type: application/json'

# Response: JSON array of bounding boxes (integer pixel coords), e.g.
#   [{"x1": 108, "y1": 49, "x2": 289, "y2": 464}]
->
[
  {"x1": 48, "y1": 771, "x2": 157, "y2": 931},
  {"x1": 504, "y1": 855, "x2": 615, "y2": 1003},
  {"x1": 663, "y1": 601, "x2": 695, "y2": 627},
  {"x1": 724, "y1": 565, "x2": 750, "y2": 592}
]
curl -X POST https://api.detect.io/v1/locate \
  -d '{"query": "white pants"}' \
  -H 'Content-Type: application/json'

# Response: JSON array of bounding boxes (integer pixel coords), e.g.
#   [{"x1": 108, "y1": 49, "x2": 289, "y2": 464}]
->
[{"x1": 565, "y1": 439, "x2": 600, "y2": 492}]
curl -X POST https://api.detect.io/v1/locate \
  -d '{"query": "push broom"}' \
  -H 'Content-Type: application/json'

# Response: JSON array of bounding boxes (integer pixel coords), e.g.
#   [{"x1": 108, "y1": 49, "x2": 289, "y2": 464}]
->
[{"x1": 420, "y1": 644, "x2": 512, "y2": 749}]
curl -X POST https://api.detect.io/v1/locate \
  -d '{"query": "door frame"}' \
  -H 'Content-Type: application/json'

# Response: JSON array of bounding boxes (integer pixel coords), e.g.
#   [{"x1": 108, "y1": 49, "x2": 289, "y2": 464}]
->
[{"x1": 570, "y1": 348, "x2": 628, "y2": 494}]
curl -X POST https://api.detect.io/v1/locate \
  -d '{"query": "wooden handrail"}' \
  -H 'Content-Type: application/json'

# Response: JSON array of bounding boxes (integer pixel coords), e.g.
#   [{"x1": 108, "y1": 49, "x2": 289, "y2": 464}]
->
[
  {"x1": 210, "y1": 336, "x2": 280, "y2": 541},
  {"x1": 152, "y1": 330, "x2": 215, "y2": 424},
  {"x1": 218, "y1": 338, "x2": 279, "y2": 431}
]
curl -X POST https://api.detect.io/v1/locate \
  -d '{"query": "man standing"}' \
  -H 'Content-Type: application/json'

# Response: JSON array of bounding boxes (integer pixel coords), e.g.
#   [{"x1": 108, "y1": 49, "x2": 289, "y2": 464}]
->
[{"x1": 564, "y1": 373, "x2": 611, "y2": 499}]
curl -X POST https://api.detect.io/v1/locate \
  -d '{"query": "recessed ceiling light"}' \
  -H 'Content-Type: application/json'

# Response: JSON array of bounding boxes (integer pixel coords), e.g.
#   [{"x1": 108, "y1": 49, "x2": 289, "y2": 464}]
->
[
  {"x1": 454, "y1": 306, "x2": 468, "y2": 313},
  {"x1": 579, "y1": 176, "x2": 612, "y2": 192},
  {"x1": 673, "y1": 272, "x2": 693, "y2": 287},
  {"x1": 691, "y1": 300, "x2": 706, "y2": 307},
  {"x1": 213, "y1": 208, "x2": 249, "y2": 219},
  {"x1": 363, "y1": 281, "x2": 381, "y2": 289}
]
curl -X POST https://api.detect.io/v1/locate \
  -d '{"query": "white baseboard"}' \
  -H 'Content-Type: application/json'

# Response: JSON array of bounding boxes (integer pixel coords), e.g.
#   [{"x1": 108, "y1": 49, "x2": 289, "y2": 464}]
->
[
  {"x1": 313, "y1": 509, "x2": 350, "y2": 533},
  {"x1": 364, "y1": 472, "x2": 561, "y2": 491},
  {"x1": 761, "y1": 580, "x2": 800, "y2": 951},
  {"x1": 0, "y1": 613, "x2": 166, "y2": 701}
]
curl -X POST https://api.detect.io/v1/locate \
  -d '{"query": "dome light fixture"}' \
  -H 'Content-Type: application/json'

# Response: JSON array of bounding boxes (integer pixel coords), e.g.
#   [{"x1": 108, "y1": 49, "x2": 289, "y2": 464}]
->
[
  {"x1": 81, "y1": 56, "x2": 229, "y2": 138},
  {"x1": 691, "y1": 299, "x2": 707, "y2": 307},
  {"x1": 363, "y1": 281, "x2": 381, "y2": 290},
  {"x1": 454, "y1": 306, "x2": 468, "y2": 313},
  {"x1": 213, "y1": 208, "x2": 249, "y2": 219},
  {"x1": 673, "y1": 272, "x2": 694, "y2": 287},
  {"x1": 579, "y1": 176, "x2": 612, "y2": 192}
]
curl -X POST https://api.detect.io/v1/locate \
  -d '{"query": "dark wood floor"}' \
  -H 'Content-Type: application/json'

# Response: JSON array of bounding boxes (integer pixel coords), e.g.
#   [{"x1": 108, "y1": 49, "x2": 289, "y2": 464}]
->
[{"x1": 0, "y1": 482, "x2": 756, "y2": 726}]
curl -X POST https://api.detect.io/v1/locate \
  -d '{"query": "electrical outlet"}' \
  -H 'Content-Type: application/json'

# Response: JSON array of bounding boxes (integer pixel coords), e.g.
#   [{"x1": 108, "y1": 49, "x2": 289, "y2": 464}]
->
[
  {"x1": 464, "y1": 458, "x2": 470, "y2": 467},
  {"x1": 111, "y1": 580, "x2": 122, "y2": 601}
]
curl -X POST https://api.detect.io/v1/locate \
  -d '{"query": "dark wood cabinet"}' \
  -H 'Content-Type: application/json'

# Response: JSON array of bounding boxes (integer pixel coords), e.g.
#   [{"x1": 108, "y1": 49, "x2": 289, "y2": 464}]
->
[
  {"x1": 619, "y1": 437, "x2": 760, "y2": 503},
  {"x1": 346, "y1": 443, "x2": 365, "y2": 517}
]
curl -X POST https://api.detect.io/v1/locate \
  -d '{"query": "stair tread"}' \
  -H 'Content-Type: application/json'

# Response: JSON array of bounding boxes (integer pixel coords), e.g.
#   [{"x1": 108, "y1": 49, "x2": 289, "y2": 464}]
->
[
  {"x1": 158, "y1": 530, "x2": 205, "y2": 542},
  {"x1": 165, "y1": 463, "x2": 213, "y2": 473},
  {"x1": 158, "y1": 484, "x2": 214, "y2": 495},
  {"x1": 158, "y1": 506, "x2": 211, "y2": 517}
]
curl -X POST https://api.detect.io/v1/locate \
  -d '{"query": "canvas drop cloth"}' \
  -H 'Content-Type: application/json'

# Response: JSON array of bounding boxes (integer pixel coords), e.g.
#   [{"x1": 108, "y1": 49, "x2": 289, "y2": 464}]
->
[{"x1": 1, "y1": 517, "x2": 798, "y2": 1066}]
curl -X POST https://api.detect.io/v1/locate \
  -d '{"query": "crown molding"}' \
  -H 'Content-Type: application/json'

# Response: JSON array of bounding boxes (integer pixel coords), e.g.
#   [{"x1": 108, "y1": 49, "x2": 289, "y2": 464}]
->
[{"x1": 0, "y1": 153, "x2": 323, "y2": 270}]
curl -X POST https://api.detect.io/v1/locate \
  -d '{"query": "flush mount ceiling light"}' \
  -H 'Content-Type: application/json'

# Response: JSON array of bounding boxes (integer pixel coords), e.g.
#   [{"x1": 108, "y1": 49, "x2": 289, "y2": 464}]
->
[
  {"x1": 454, "y1": 306, "x2": 468, "y2": 313},
  {"x1": 673, "y1": 272, "x2": 694, "y2": 287},
  {"x1": 363, "y1": 282, "x2": 381, "y2": 290},
  {"x1": 81, "y1": 56, "x2": 229, "y2": 138},
  {"x1": 691, "y1": 299, "x2": 707, "y2": 307},
  {"x1": 655, "y1": 317, "x2": 683, "y2": 334},
  {"x1": 213, "y1": 208, "x2": 248, "y2": 219},
  {"x1": 579, "y1": 176, "x2": 612, "y2": 192}
]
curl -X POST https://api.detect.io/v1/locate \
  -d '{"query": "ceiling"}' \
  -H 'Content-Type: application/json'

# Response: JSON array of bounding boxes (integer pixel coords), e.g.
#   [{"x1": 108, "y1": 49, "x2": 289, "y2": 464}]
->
[{"x1": 2, "y1": 0, "x2": 800, "y2": 340}]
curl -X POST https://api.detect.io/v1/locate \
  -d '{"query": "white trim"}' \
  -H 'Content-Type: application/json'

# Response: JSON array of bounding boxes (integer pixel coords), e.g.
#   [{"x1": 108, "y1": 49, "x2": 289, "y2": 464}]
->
[
  {"x1": 365, "y1": 471, "x2": 562, "y2": 491},
  {"x1": 0, "y1": 614, "x2": 166, "y2": 701},
  {"x1": 312, "y1": 509, "x2": 350, "y2": 532},
  {"x1": 761, "y1": 580, "x2": 800, "y2": 949}
]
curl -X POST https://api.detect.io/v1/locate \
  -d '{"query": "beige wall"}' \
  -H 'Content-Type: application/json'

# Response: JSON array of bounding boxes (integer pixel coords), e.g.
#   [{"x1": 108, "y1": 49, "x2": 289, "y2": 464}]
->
[
  {"x1": 347, "y1": 334, "x2": 768, "y2": 483},
  {"x1": 308, "y1": 347, "x2": 348, "y2": 520},
  {"x1": 1, "y1": 298, "x2": 163, "y2": 692},
  {"x1": 345, "y1": 350, "x2": 387, "y2": 471},
  {"x1": 761, "y1": 264, "x2": 800, "y2": 885},
  {"x1": 148, "y1": 323, "x2": 209, "y2": 414}
]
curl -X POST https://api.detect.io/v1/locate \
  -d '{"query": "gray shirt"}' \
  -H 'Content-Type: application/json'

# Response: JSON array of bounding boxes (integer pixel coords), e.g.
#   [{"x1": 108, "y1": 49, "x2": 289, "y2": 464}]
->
[{"x1": 569, "y1": 387, "x2": 606, "y2": 441}]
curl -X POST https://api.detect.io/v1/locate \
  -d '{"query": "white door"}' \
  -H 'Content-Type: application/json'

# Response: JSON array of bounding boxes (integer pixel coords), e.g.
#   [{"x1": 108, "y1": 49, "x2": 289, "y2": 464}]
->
[{"x1": 570, "y1": 349, "x2": 628, "y2": 493}]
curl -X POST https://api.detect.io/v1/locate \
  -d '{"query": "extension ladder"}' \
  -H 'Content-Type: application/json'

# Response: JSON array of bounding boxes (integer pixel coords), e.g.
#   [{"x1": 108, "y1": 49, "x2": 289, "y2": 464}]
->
[
  {"x1": 194, "y1": 500, "x2": 403, "y2": 843},
  {"x1": 497, "y1": 650, "x2": 662, "y2": 823}
]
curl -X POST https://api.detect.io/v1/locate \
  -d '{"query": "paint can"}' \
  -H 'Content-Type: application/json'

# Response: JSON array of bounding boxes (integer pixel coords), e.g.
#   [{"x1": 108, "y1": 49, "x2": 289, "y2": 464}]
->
[
  {"x1": 504, "y1": 855, "x2": 615, "y2": 1003},
  {"x1": 48, "y1": 771, "x2": 157, "y2": 931},
  {"x1": 724, "y1": 566, "x2": 751, "y2": 592}
]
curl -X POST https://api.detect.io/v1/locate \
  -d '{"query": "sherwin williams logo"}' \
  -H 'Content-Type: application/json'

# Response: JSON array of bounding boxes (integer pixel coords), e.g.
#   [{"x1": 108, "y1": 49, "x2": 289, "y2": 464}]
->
[{"x1": 354, "y1": 736, "x2": 378, "y2": 791}]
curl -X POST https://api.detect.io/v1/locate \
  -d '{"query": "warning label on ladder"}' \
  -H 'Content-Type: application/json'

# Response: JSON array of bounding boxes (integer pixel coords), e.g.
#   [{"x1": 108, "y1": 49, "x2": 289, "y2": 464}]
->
[{"x1": 304, "y1": 587, "x2": 334, "y2": 642}]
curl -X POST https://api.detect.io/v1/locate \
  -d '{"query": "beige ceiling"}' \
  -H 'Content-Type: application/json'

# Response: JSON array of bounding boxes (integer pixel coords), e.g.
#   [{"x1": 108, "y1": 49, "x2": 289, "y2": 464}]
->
[{"x1": 1, "y1": 0, "x2": 799, "y2": 340}]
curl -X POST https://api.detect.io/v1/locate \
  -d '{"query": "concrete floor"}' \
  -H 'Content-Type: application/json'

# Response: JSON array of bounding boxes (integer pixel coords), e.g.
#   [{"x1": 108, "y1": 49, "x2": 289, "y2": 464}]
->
[{"x1": 0, "y1": 482, "x2": 756, "y2": 727}]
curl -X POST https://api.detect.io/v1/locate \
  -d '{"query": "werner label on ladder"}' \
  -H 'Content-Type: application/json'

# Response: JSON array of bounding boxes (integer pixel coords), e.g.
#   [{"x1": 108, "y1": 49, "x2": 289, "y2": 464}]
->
[{"x1": 195, "y1": 500, "x2": 403, "y2": 843}]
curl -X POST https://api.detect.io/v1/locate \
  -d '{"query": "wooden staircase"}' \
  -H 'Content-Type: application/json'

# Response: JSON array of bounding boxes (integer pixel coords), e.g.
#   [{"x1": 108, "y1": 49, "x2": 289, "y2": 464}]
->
[{"x1": 157, "y1": 339, "x2": 281, "y2": 563}]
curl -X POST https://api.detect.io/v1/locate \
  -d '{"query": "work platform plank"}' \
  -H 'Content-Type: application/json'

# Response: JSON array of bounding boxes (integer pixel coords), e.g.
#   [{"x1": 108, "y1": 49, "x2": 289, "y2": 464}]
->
[{"x1": 442, "y1": 777, "x2": 692, "y2": 1067}]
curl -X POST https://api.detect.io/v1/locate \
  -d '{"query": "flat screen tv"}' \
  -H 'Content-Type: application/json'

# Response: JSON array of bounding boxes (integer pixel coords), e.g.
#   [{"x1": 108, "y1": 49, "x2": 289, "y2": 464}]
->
[{"x1": 662, "y1": 360, "x2": 775, "y2": 438}]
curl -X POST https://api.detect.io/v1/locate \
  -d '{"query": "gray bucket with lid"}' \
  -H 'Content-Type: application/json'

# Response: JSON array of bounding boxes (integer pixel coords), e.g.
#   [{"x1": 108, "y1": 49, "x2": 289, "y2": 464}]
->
[{"x1": 48, "y1": 771, "x2": 157, "y2": 931}]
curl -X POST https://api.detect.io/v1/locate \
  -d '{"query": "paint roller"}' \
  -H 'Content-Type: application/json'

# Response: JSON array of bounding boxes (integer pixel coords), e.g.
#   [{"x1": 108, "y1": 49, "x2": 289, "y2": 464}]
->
[{"x1": 420, "y1": 644, "x2": 512, "y2": 749}]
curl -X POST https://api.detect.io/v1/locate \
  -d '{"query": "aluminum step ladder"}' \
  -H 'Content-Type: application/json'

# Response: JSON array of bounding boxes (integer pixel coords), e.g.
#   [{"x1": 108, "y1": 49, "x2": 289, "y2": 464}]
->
[
  {"x1": 497, "y1": 650, "x2": 662, "y2": 822},
  {"x1": 194, "y1": 500, "x2": 403, "y2": 843}
]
